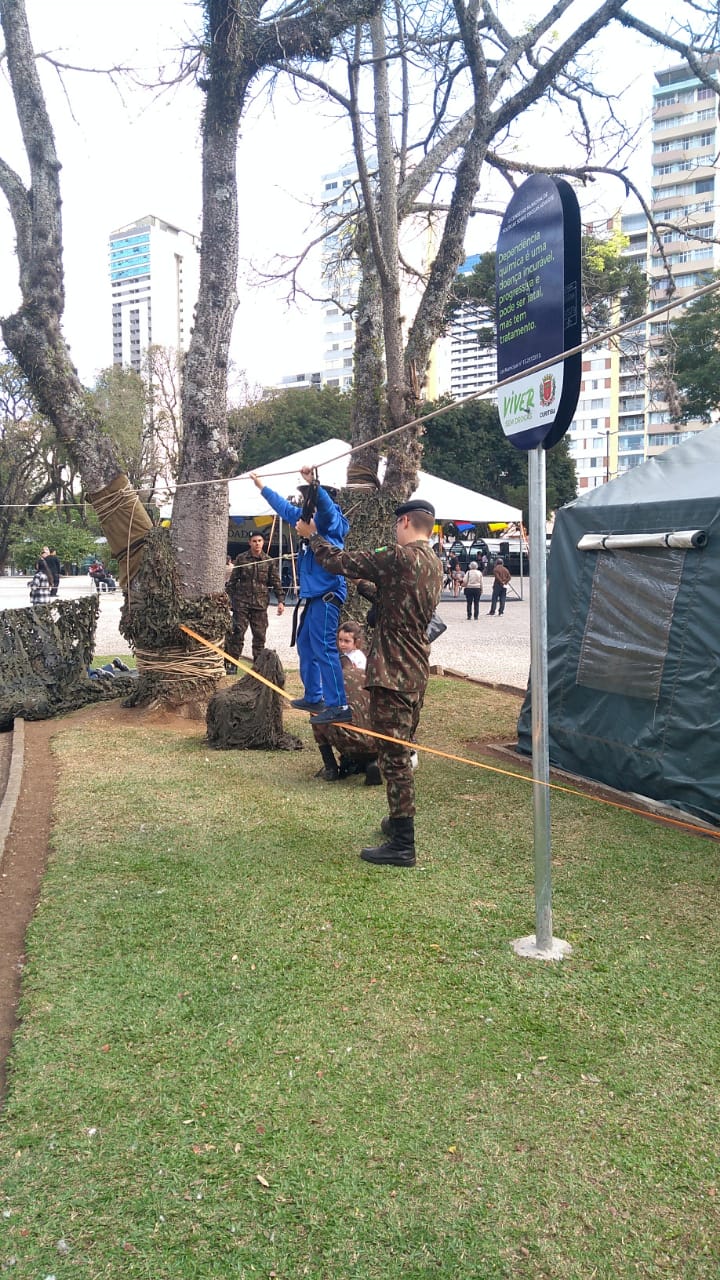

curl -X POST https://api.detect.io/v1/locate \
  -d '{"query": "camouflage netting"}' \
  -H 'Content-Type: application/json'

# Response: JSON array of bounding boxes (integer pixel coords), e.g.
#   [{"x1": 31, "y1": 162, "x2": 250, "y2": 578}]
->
[
  {"x1": 0, "y1": 595, "x2": 136, "y2": 730},
  {"x1": 120, "y1": 528, "x2": 230, "y2": 712},
  {"x1": 206, "y1": 649, "x2": 303, "y2": 751}
]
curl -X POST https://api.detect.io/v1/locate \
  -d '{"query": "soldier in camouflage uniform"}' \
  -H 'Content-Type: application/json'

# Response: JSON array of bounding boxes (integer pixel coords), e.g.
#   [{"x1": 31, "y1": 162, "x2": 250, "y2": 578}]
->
[
  {"x1": 297, "y1": 498, "x2": 442, "y2": 867},
  {"x1": 225, "y1": 533, "x2": 285, "y2": 666}
]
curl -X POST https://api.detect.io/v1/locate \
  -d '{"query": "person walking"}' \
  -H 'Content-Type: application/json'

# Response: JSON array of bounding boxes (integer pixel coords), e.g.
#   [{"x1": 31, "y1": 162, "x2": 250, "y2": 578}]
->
[
  {"x1": 225, "y1": 532, "x2": 285, "y2": 666},
  {"x1": 297, "y1": 498, "x2": 442, "y2": 868},
  {"x1": 462, "y1": 559, "x2": 483, "y2": 620},
  {"x1": 489, "y1": 556, "x2": 511, "y2": 615}
]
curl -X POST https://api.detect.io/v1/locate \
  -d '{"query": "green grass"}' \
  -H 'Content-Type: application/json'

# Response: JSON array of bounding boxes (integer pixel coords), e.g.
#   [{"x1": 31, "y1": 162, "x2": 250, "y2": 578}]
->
[{"x1": 1, "y1": 678, "x2": 719, "y2": 1278}]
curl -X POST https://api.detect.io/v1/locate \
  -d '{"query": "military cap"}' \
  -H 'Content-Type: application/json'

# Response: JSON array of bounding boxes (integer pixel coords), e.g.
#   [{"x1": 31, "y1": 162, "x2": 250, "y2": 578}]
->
[{"x1": 395, "y1": 498, "x2": 435, "y2": 519}]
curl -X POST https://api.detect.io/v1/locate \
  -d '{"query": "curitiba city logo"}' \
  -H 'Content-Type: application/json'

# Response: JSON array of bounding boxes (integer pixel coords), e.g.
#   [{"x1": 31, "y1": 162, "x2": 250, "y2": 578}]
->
[{"x1": 539, "y1": 372, "x2": 556, "y2": 408}]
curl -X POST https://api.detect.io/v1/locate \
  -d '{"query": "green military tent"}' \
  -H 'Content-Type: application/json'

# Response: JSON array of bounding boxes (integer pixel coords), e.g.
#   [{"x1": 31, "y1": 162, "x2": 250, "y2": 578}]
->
[{"x1": 517, "y1": 426, "x2": 720, "y2": 825}]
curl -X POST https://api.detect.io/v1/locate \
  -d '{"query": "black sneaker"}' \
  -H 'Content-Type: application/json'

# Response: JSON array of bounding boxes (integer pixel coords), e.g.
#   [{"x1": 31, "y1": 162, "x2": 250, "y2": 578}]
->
[
  {"x1": 310, "y1": 705, "x2": 352, "y2": 725},
  {"x1": 290, "y1": 697, "x2": 326, "y2": 712}
]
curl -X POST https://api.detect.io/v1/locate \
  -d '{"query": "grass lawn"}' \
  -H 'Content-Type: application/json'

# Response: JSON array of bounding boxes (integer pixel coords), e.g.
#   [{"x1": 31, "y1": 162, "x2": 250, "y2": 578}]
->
[{"x1": 1, "y1": 676, "x2": 718, "y2": 1278}]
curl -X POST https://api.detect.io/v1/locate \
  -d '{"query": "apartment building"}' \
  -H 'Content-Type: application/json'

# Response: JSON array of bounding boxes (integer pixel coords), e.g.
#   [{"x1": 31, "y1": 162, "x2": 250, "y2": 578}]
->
[{"x1": 109, "y1": 215, "x2": 200, "y2": 372}]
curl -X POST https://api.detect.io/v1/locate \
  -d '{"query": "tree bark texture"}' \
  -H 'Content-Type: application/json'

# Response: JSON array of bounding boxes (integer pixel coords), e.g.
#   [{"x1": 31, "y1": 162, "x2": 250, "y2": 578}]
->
[{"x1": 0, "y1": 0, "x2": 123, "y2": 494}]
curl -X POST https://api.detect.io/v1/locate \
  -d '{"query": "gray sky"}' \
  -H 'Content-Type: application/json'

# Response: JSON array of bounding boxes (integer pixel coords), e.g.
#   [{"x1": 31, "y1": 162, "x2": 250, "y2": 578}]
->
[{"x1": 0, "y1": 1, "x2": 678, "y2": 390}]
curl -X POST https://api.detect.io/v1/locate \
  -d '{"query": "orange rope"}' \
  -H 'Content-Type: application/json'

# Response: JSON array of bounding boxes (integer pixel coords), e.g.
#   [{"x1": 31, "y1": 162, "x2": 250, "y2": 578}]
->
[{"x1": 180, "y1": 626, "x2": 720, "y2": 842}]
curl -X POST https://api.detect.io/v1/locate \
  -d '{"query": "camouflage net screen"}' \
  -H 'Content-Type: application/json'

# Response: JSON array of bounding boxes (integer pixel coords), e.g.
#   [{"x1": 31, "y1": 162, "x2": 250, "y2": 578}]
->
[
  {"x1": 206, "y1": 649, "x2": 303, "y2": 751},
  {"x1": 0, "y1": 596, "x2": 136, "y2": 730}
]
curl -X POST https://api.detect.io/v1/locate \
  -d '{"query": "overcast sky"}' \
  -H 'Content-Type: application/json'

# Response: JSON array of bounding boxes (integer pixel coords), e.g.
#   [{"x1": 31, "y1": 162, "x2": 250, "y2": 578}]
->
[{"x1": 0, "y1": 1, "x2": 680, "y2": 391}]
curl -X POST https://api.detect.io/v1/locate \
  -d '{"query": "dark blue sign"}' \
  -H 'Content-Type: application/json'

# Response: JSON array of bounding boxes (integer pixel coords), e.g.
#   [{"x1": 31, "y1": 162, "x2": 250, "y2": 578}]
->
[{"x1": 496, "y1": 175, "x2": 581, "y2": 451}]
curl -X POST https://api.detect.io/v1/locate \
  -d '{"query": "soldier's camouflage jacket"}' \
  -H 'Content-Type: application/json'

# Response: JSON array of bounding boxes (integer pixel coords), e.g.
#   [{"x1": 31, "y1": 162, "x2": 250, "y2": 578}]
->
[
  {"x1": 226, "y1": 552, "x2": 285, "y2": 611},
  {"x1": 310, "y1": 536, "x2": 442, "y2": 693}
]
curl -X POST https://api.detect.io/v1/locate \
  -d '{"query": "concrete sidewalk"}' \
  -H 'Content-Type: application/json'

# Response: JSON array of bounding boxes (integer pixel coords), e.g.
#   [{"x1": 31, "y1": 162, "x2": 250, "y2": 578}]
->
[{"x1": 0, "y1": 576, "x2": 531, "y2": 691}]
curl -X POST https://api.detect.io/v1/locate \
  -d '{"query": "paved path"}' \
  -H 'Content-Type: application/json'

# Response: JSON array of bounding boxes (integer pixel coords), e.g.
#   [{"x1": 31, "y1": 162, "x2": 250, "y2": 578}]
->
[{"x1": 0, "y1": 576, "x2": 531, "y2": 691}]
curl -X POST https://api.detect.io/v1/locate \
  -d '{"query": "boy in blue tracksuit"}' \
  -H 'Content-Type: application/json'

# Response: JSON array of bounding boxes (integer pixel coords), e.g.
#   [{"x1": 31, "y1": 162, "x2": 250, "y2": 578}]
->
[{"x1": 250, "y1": 467, "x2": 351, "y2": 723}]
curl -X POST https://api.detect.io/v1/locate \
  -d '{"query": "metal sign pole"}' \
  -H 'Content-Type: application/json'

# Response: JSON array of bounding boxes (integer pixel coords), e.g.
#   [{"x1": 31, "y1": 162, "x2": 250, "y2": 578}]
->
[{"x1": 512, "y1": 445, "x2": 571, "y2": 961}]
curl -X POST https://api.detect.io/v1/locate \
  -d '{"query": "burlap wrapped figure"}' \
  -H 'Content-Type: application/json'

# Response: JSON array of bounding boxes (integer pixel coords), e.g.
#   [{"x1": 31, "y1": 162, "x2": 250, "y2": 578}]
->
[{"x1": 206, "y1": 649, "x2": 302, "y2": 751}]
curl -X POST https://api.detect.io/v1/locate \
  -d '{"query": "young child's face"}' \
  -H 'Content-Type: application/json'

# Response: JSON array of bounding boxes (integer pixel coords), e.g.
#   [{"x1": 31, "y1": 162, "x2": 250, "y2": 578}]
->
[{"x1": 337, "y1": 630, "x2": 355, "y2": 653}]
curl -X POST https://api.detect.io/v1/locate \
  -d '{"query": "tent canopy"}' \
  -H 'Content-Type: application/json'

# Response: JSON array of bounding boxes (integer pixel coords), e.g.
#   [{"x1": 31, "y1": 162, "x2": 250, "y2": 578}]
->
[{"x1": 222, "y1": 438, "x2": 522, "y2": 524}]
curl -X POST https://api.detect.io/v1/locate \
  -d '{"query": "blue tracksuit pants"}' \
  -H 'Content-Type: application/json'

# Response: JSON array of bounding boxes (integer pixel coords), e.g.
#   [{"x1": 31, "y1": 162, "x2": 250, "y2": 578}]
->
[{"x1": 297, "y1": 596, "x2": 347, "y2": 707}]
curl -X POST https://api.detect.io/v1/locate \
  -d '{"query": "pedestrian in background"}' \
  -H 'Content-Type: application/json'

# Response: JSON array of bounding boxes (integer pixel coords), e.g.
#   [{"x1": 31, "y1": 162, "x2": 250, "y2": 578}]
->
[
  {"x1": 462, "y1": 559, "x2": 483, "y2": 620},
  {"x1": 44, "y1": 547, "x2": 61, "y2": 596},
  {"x1": 29, "y1": 557, "x2": 52, "y2": 606},
  {"x1": 489, "y1": 556, "x2": 511, "y2": 616}
]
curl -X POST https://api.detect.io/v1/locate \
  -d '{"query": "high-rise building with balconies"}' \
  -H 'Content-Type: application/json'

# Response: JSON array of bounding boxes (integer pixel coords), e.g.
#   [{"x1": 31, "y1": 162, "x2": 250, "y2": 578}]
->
[{"x1": 109, "y1": 215, "x2": 200, "y2": 372}]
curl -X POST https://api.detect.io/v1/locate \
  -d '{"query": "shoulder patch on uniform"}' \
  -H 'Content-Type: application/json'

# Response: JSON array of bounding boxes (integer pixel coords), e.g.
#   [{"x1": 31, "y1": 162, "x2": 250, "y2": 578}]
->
[{"x1": 374, "y1": 545, "x2": 388, "y2": 553}]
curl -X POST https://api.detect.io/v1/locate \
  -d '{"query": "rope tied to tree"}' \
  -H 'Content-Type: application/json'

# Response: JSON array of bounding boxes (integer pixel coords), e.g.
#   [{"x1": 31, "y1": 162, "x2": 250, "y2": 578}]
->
[
  {"x1": 134, "y1": 642, "x2": 225, "y2": 681},
  {"x1": 88, "y1": 475, "x2": 154, "y2": 592}
]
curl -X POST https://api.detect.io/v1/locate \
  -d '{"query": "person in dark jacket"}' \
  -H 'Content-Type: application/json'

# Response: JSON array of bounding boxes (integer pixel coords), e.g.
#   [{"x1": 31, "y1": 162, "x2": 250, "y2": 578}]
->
[
  {"x1": 250, "y1": 465, "x2": 351, "y2": 723},
  {"x1": 297, "y1": 497, "x2": 442, "y2": 868},
  {"x1": 44, "y1": 547, "x2": 61, "y2": 597},
  {"x1": 225, "y1": 532, "x2": 285, "y2": 665}
]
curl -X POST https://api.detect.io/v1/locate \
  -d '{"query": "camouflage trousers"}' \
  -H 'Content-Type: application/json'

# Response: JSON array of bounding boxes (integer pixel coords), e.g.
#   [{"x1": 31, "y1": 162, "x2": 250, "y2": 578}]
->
[
  {"x1": 370, "y1": 686, "x2": 424, "y2": 818},
  {"x1": 225, "y1": 606, "x2": 268, "y2": 662}
]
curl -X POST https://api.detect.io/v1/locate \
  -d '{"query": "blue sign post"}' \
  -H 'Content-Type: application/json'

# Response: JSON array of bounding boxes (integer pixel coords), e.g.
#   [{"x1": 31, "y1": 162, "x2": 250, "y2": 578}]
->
[
  {"x1": 497, "y1": 174, "x2": 581, "y2": 449},
  {"x1": 495, "y1": 175, "x2": 580, "y2": 962}
]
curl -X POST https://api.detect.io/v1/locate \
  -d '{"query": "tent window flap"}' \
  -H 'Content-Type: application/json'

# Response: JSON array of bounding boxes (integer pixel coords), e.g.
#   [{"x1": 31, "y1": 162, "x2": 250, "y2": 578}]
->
[{"x1": 576, "y1": 548, "x2": 685, "y2": 700}]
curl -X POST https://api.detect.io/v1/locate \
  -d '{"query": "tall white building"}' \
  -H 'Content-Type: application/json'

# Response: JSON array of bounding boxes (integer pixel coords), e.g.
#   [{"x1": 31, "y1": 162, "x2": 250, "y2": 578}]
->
[
  {"x1": 303, "y1": 162, "x2": 444, "y2": 397},
  {"x1": 109, "y1": 215, "x2": 200, "y2": 371},
  {"x1": 645, "y1": 55, "x2": 720, "y2": 455},
  {"x1": 319, "y1": 163, "x2": 361, "y2": 391},
  {"x1": 447, "y1": 254, "x2": 497, "y2": 401},
  {"x1": 569, "y1": 56, "x2": 719, "y2": 494}
]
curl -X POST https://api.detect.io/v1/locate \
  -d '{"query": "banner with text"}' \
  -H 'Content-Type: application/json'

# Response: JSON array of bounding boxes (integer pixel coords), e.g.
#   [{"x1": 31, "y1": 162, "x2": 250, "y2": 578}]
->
[{"x1": 496, "y1": 175, "x2": 581, "y2": 451}]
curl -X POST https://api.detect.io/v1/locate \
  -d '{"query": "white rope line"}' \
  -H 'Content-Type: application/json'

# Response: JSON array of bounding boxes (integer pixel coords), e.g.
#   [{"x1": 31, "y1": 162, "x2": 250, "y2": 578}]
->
[{"x1": 2, "y1": 276, "x2": 718, "y2": 511}]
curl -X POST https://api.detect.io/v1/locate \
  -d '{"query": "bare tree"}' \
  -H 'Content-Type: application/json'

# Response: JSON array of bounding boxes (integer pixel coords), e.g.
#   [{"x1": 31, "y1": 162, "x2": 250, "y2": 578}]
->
[
  {"x1": 0, "y1": 0, "x2": 379, "y2": 710},
  {"x1": 275, "y1": 1, "x2": 719, "y2": 518}
]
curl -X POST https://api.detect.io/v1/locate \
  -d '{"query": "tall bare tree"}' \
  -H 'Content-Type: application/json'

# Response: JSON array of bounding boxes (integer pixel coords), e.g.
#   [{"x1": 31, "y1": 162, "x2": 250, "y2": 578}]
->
[
  {"x1": 0, "y1": 0, "x2": 378, "y2": 709},
  {"x1": 278, "y1": 1, "x2": 719, "y2": 520}
]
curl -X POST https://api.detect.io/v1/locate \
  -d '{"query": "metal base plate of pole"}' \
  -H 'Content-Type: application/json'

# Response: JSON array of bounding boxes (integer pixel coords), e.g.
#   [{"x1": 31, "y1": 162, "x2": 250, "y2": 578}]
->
[{"x1": 511, "y1": 934, "x2": 572, "y2": 962}]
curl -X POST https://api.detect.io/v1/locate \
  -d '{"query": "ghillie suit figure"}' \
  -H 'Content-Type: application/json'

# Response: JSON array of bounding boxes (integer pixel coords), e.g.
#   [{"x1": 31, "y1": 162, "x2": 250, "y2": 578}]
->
[{"x1": 206, "y1": 649, "x2": 302, "y2": 751}]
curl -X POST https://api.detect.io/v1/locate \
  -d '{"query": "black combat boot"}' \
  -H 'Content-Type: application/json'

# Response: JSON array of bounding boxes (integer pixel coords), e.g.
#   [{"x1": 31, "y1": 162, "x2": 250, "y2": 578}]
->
[
  {"x1": 360, "y1": 817, "x2": 416, "y2": 867},
  {"x1": 380, "y1": 815, "x2": 394, "y2": 836},
  {"x1": 314, "y1": 743, "x2": 339, "y2": 782}
]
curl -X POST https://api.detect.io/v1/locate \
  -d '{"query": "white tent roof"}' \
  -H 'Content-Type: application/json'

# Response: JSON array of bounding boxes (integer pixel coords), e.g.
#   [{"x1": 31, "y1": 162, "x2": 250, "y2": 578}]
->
[{"x1": 221, "y1": 438, "x2": 521, "y2": 524}]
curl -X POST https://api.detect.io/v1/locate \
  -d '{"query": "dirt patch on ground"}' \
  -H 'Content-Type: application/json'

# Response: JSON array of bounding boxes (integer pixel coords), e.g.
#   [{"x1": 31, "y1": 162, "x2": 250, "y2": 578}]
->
[{"x1": 0, "y1": 701, "x2": 203, "y2": 1104}]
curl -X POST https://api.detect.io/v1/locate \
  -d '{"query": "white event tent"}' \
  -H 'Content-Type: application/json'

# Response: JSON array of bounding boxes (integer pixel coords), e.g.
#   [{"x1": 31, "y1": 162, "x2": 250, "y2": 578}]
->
[{"x1": 221, "y1": 438, "x2": 522, "y2": 525}]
